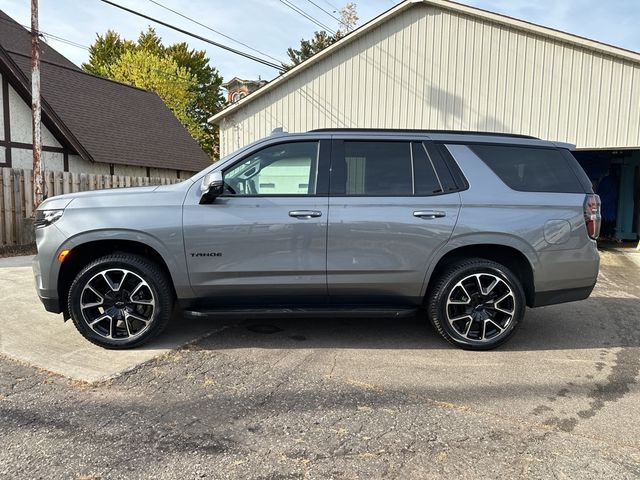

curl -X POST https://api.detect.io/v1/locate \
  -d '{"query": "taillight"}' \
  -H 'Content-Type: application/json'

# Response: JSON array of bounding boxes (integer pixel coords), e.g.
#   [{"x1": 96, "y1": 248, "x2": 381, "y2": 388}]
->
[{"x1": 583, "y1": 194, "x2": 601, "y2": 240}]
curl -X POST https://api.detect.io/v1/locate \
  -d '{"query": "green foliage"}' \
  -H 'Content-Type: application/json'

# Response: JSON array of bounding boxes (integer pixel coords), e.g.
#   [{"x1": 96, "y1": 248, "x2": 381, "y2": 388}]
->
[
  {"x1": 281, "y1": 2, "x2": 359, "y2": 72},
  {"x1": 82, "y1": 28, "x2": 224, "y2": 158},
  {"x1": 282, "y1": 30, "x2": 337, "y2": 71},
  {"x1": 82, "y1": 30, "x2": 133, "y2": 77}
]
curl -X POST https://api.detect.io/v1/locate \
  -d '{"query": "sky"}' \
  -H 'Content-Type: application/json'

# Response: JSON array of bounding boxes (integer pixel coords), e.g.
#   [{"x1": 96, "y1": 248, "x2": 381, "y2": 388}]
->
[{"x1": 0, "y1": 0, "x2": 639, "y2": 88}]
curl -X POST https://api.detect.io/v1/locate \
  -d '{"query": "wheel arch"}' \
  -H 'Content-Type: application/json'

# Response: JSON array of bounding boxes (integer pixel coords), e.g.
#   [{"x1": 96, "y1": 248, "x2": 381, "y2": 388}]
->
[
  {"x1": 423, "y1": 238, "x2": 537, "y2": 307},
  {"x1": 57, "y1": 236, "x2": 182, "y2": 316}
]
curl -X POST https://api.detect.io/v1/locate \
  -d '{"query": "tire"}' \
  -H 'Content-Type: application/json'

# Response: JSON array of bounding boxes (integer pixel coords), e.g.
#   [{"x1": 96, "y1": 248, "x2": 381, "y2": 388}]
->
[
  {"x1": 68, "y1": 253, "x2": 174, "y2": 349},
  {"x1": 427, "y1": 258, "x2": 525, "y2": 350}
]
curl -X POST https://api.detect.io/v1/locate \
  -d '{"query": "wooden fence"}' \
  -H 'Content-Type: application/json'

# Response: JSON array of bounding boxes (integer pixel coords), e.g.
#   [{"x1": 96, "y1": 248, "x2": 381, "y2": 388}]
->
[{"x1": 0, "y1": 168, "x2": 182, "y2": 246}]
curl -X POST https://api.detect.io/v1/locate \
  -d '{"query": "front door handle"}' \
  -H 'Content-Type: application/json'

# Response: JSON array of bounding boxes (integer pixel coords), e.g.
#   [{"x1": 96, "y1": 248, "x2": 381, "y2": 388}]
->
[
  {"x1": 413, "y1": 210, "x2": 446, "y2": 219},
  {"x1": 289, "y1": 210, "x2": 322, "y2": 219}
]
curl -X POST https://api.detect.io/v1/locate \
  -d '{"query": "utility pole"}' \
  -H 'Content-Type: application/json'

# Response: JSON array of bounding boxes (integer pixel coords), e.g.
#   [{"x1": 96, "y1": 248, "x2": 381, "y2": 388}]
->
[{"x1": 31, "y1": 0, "x2": 43, "y2": 209}]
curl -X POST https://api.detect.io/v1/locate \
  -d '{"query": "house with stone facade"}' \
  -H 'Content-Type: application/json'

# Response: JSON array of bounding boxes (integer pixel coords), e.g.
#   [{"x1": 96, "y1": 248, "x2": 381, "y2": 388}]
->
[{"x1": 0, "y1": 10, "x2": 210, "y2": 179}]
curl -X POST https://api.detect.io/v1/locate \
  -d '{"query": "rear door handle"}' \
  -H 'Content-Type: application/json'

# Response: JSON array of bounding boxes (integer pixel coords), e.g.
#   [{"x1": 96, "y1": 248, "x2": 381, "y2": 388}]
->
[
  {"x1": 413, "y1": 210, "x2": 446, "y2": 219},
  {"x1": 289, "y1": 210, "x2": 322, "y2": 219}
]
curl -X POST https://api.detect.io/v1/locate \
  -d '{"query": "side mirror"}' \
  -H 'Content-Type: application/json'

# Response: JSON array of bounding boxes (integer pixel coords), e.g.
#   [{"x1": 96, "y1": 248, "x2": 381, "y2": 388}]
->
[{"x1": 199, "y1": 171, "x2": 224, "y2": 204}]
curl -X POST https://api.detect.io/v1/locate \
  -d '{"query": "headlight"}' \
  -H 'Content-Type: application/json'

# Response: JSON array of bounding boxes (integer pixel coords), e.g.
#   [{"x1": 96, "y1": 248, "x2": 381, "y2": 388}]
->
[{"x1": 34, "y1": 209, "x2": 64, "y2": 228}]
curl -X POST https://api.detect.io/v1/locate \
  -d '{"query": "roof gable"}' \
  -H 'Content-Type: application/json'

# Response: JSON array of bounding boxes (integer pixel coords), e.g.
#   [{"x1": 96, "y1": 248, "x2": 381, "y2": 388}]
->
[{"x1": 0, "y1": 9, "x2": 211, "y2": 172}]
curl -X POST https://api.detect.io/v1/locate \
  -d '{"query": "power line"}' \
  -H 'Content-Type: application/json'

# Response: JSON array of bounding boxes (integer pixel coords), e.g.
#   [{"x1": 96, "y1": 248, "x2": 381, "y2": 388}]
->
[
  {"x1": 303, "y1": 0, "x2": 346, "y2": 29},
  {"x1": 280, "y1": 0, "x2": 336, "y2": 33},
  {"x1": 0, "y1": 17, "x2": 248, "y2": 108},
  {"x1": 321, "y1": 0, "x2": 340, "y2": 11},
  {"x1": 6, "y1": 46, "x2": 205, "y2": 87},
  {"x1": 0, "y1": 20, "x2": 216, "y2": 90},
  {"x1": 278, "y1": 0, "x2": 337, "y2": 35},
  {"x1": 98, "y1": 0, "x2": 283, "y2": 69},
  {"x1": 42, "y1": 32, "x2": 90, "y2": 51},
  {"x1": 146, "y1": 0, "x2": 285, "y2": 65},
  {"x1": 0, "y1": 17, "x2": 89, "y2": 50}
]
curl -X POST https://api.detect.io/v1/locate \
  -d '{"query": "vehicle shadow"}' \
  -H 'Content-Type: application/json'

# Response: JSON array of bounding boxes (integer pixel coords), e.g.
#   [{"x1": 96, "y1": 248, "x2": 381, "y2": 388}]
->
[{"x1": 153, "y1": 296, "x2": 640, "y2": 352}]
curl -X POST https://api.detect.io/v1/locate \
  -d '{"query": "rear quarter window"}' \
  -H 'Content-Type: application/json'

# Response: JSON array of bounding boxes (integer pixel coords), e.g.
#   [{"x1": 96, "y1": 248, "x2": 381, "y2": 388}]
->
[{"x1": 469, "y1": 145, "x2": 586, "y2": 193}]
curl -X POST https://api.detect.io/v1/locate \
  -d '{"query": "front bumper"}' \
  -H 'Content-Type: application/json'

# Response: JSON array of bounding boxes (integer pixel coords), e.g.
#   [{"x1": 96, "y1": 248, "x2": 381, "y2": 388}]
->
[
  {"x1": 32, "y1": 222, "x2": 70, "y2": 314},
  {"x1": 32, "y1": 255, "x2": 63, "y2": 313},
  {"x1": 39, "y1": 295, "x2": 62, "y2": 313}
]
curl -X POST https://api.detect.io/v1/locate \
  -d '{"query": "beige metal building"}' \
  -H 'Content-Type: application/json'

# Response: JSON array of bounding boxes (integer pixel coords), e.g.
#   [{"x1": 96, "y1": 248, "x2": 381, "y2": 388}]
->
[{"x1": 211, "y1": 0, "x2": 640, "y2": 241}]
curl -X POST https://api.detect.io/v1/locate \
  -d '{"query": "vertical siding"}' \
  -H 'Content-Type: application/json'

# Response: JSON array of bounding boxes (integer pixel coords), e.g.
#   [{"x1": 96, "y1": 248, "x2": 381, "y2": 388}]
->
[{"x1": 219, "y1": 4, "x2": 640, "y2": 156}]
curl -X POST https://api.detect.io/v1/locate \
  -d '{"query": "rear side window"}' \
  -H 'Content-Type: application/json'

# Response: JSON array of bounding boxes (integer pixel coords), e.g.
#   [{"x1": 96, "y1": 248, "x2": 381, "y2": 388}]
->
[
  {"x1": 425, "y1": 142, "x2": 467, "y2": 192},
  {"x1": 331, "y1": 140, "x2": 466, "y2": 196},
  {"x1": 469, "y1": 145, "x2": 586, "y2": 193},
  {"x1": 412, "y1": 143, "x2": 443, "y2": 195},
  {"x1": 333, "y1": 141, "x2": 413, "y2": 195}
]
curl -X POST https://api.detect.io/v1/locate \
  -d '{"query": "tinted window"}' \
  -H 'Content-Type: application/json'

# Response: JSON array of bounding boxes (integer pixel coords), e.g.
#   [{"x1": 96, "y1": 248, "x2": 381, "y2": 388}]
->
[
  {"x1": 429, "y1": 143, "x2": 468, "y2": 191},
  {"x1": 223, "y1": 142, "x2": 318, "y2": 195},
  {"x1": 469, "y1": 145, "x2": 585, "y2": 193},
  {"x1": 333, "y1": 141, "x2": 413, "y2": 195},
  {"x1": 412, "y1": 143, "x2": 443, "y2": 195},
  {"x1": 559, "y1": 149, "x2": 594, "y2": 193}
]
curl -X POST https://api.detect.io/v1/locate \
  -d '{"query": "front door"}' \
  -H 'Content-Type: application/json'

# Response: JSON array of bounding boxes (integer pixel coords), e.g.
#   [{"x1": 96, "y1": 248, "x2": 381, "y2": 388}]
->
[
  {"x1": 327, "y1": 139, "x2": 461, "y2": 306},
  {"x1": 183, "y1": 140, "x2": 330, "y2": 306}
]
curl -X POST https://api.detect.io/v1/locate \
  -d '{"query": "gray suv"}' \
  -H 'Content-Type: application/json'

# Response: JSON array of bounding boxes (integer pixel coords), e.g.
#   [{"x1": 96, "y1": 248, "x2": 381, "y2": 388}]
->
[{"x1": 32, "y1": 129, "x2": 601, "y2": 350}]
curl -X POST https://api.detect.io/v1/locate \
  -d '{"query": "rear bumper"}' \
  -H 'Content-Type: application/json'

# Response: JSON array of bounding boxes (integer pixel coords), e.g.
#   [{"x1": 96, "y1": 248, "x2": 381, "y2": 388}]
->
[
  {"x1": 533, "y1": 241, "x2": 600, "y2": 304},
  {"x1": 531, "y1": 284, "x2": 596, "y2": 307}
]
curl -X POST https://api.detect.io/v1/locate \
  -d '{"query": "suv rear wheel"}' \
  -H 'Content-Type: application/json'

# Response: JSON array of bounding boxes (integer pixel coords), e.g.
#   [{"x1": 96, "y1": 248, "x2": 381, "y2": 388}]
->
[
  {"x1": 68, "y1": 253, "x2": 173, "y2": 349},
  {"x1": 428, "y1": 258, "x2": 525, "y2": 350}
]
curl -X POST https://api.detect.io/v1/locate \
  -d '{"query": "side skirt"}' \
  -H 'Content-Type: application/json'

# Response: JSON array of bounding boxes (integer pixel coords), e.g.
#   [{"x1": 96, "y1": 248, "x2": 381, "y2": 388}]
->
[{"x1": 182, "y1": 306, "x2": 420, "y2": 320}]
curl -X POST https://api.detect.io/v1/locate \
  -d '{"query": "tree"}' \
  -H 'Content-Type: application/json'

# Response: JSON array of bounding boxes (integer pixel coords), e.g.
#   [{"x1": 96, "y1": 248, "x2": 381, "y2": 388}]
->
[
  {"x1": 82, "y1": 30, "x2": 133, "y2": 77},
  {"x1": 339, "y1": 2, "x2": 359, "y2": 33},
  {"x1": 281, "y1": 2, "x2": 359, "y2": 71},
  {"x1": 82, "y1": 28, "x2": 224, "y2": 158},
  {"x1": 283, "y1": 30, "x2": 337, "y2": 71}
]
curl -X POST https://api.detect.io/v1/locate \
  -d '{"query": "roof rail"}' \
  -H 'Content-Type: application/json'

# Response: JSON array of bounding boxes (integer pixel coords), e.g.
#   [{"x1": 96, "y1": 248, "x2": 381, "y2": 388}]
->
[{"x1": 308, "y1": 128, "x2": 538, "y2": 139}]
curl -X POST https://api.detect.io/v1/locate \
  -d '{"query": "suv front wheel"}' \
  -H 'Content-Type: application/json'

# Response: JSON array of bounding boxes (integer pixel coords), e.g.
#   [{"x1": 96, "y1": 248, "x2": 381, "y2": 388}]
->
[
  {"x1": 68, "y1": 253, "x2": 174, "y2": 349},
  {"x1": 428, "y1": 258, "x2": 525, "y2": 350}
]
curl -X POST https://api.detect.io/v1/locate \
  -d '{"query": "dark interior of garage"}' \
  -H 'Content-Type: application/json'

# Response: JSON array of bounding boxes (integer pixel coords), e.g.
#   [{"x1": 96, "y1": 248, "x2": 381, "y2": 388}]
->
[{"x1": 574, "y1": 149, "x2": 640, "y2": 243}]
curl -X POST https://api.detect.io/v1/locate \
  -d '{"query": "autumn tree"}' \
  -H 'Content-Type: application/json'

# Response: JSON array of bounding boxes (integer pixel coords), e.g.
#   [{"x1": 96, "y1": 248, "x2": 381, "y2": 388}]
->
[
  {"x1": 338, "y1": 2, "x2": 359, "y2": 33},
  {"x1": 282, "y1": 2, "x2": 359, "y2": 71},
  {"x1": 83, "y1": 28, "x2": 224, "y2": 158}
]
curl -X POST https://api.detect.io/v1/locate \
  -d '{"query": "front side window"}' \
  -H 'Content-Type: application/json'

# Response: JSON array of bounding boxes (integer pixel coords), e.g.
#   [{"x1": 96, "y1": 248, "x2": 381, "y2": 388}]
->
[{"x1": 223, "y1": 142, "x2": 319, "y2": 196}]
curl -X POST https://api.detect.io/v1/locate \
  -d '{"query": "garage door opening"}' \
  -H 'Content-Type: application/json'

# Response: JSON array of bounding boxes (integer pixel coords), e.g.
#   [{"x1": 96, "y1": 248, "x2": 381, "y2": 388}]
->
[{"x1": 573, "y1": 149, "x2": 640, "y2": 244}]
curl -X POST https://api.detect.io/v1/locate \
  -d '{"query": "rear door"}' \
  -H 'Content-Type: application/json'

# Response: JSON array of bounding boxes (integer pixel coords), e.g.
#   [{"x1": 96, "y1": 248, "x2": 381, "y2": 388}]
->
[{"x1": 326, "y1": 138, "x2": 462, "y2": 306}]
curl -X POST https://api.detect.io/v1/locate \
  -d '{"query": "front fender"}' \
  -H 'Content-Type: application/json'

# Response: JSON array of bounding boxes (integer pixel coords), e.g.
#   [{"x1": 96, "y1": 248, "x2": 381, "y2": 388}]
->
[{"x1": 55, "y1": 228, "x2": 194, "y2": 299}]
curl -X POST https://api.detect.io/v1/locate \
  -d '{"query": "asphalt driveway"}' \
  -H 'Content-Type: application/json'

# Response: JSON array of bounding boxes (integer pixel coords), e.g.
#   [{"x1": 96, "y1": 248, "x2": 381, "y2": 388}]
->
[{"x1": 0, "y1": 250, "x2": 639, "y2": 479}]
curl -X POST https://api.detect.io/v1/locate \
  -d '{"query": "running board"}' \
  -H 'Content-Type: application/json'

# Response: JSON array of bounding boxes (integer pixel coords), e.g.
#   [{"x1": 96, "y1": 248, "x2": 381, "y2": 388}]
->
[{"x1": 183, "y1": 306, "x2": 419, "y2": 320}]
